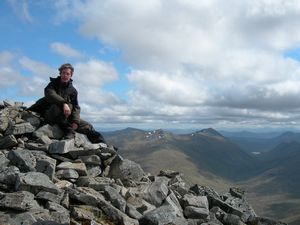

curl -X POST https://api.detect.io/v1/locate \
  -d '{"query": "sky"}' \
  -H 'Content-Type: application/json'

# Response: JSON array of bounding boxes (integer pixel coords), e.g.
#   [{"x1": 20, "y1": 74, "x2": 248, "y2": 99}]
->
[{"x1": 2, "y1": 0, "x2": 300, "y2": 131}]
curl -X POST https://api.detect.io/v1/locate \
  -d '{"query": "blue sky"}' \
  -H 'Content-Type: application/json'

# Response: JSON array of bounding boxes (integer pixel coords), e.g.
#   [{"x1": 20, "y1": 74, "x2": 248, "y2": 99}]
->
[{"x1": 2, "y1": 0, "x2": 300, "y2": 131}]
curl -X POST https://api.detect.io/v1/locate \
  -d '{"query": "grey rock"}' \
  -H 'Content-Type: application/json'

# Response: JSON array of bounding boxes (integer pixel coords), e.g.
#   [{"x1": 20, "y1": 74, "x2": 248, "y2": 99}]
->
[
  {"x1": 109, "y1": 156, "x2": 144, "y2": 183},
  {"x1": 139, "y1": 205, "x2": 178, "y2": 225},
  {"x1": 184, "y1": 206, "x2": 210, "y2": 220},
  {"x1": 142, "y1": 180, "x2": 169, "y2": 207},
  {"x1": 0, "y1": 211, "x2": 38, "y2": 225},
  {"x1": 1, "y1": 107, "x2": 19, "y2": 124},
  {"x1": 221, "y1": 191, "x2": 257, "y2": 221},
  {"x1": 33, "y1": 124, "x2": 64, "y2": 139},
  {"x1": 69, "y1": 186, "x2": 138, "y2": 225},
  {"x1": 21, "y1": 110, "x2": 41, "y2": 128},
  {"x1": 190, "y1": 184, "x2": 221, "y2": 199},
  {"x1": 104, "y1": 185, "x2": 127, "y2": 212},
  {"x1": 187, "y1": 218, "x2": 205, "y2": 225},
  {"x1": 36, "y1": 191, "x2": 64, "y2": 204},
  {"x1": 25, "y1": 142, "x2": 48, "y2": 151},
  {"x1": 38, "y1": 135, "x2": 53, "y2": 145},
  {"x1": 54, "y1": 180, "x2": 74, "y2": 190},
  {"x1": 230, "y1": 187, "x2": 245, "y2": 199},
  {"x1": 76, "y1": 176, "x2": 115, "y2": 191},
  {"x1": 68, "y1": 186, "x2": 106, "y2": 207},
  {"x1": 126, "y1": 196, "x2": 156, "y2": 215},
  {"x1": 51, "y1": 154, "x2": 74, "y2": 163},
  {"x1": 126, "y1": 203, "x2": 143, "y2": 220},
  {"x1": 0, "y1": 115, "x2": 9, "y2": 133},
  {"x1": 0, "y1": 135, "x2": 18, "y2": 149},
  {"x1": 87, "y1": 165, "x2": 102, "y2": 177},
  {"x1": 61, "y1": 192, "x2": 69, "y2": 209},
  {"x1": 168, "y1": 175, "x2": 190, "y2": 197},
  {"x1": 99, "y1": 152, "x2": 113, "y2": 160},
  {"x1": 8, "y1": 149, "x2": 36, "y2": 172},
  {"x1": 56, "y1": 162, "x2": 87, "y2": 176},
  {"x1": 3, "y1": 99, "x2": 23, "y2": 107},
  {"x1": 0, "y1": 191, "x2": 40, "y2": 211},
  {"x1": 48, "y1": 139, "x2": 75, "y2": 154},
  {"x1": 46, "y1": 201, "x2": 70, "y2": 224},
  {"x1": 5, "y1": 122, "x2": 35, "y2": 135},
  {"x1": 153, "y1": 175, "x2": 170, "y2": 186},
  {"x1": 158, "y1": 169, "x2": 180, "y2": 178},
  {"x1": 199, "y1": 222, "x2": 221, "y2": 225},
  {"x1": 56, "y1": 169, "x2": 79, "y2": 180},
  {"x1": 79, "y1": 154, "x2": 102, "y2": 165},
  {"x1": 165, "y1": 217, "x2": 189, "y2": 225},
  {"x1": 221, "y1": 213, "x2": 246, "y2": 225},
  {"x1": 71, "y1": 205, "x2": 102, "y2": 221},
  {"x1": 0, "y1": 166, "x2": 20, "y2": 185},
  {"x1": 35, "y1": 154, "x2": 56, "y2": 180},
  {"x1": 99, "y1": 198, "x2": 139, "y2": 225},
  {"x1": 0, "y1": 151, "x2": 10, "y2": 168},
  {"x1": 16, "y1": 172, "x2": 60, "y2": 194},
  {"x1": 75, "y1": 133, "x2": 102, "y2": 150},
  {"x1": 68, "y1": 148, "x2": 100, "y2": 159},
  {"x1": 163, "y1": 191, "x2": 183, "y2": 217},
  {"x1": 182, "y1": 194, "x2": 209, "y2": 209}
]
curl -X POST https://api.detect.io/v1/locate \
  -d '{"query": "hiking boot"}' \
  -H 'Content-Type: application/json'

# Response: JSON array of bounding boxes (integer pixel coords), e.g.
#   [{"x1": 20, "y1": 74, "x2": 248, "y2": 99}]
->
[
  {"x1": 63, "y1": 127, "x2": 75, "y2": 140},
  {"x1": 87, "y1": 130, "x2": 106, "y2": 144},
  {"x1": 64, "y1": 131, "x2": 75, "y2": 140}
]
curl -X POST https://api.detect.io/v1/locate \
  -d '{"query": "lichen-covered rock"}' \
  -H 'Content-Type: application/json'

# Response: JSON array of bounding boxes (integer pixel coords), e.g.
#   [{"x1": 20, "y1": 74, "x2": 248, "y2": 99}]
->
[
  {"x1": 8, "y1": 149, "x2": 36, "y2": 172},
  {"x1": 139, "y1": 205, "x2": 180, "y2": 225},
  {"x1": 0, "y1": 135, "x2": 18, "y2": 149},
  {"x1": 0, "y1": 191, "x2": 40, "y2": 211},
  {"x1": 109, "y1": 156, "x2": 145, "y2": 183},
  {"x1": 15, "y1": 172, "x2": 61, "y2": 194}
]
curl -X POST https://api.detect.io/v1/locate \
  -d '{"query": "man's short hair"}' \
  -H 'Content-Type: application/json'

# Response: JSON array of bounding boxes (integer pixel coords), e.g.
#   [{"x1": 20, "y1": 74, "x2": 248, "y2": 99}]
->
[{"x1": 58, "y1": 63, "x2": 74, "y2": 74}]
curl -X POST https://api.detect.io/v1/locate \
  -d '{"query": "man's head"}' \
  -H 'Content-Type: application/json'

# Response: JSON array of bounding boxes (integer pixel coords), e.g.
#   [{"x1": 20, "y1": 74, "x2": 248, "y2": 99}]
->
[{"x1": 59, "y1": 63, "x2": 74, "y2": 83}]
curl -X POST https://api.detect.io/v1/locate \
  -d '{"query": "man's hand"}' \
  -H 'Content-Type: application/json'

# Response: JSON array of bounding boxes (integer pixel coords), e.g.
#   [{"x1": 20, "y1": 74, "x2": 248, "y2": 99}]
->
[
  {"x1": 72, "y1": 123, "x2": 78, "y2": 130},
  {"x1": 63, "y1": 103, "x2": 71, "y2": 118}
]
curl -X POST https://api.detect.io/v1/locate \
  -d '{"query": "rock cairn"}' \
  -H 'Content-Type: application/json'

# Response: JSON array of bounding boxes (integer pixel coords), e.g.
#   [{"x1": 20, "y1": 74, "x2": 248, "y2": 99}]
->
[{"x1": 0, "y1": 100, "x2": 286, "y2": 225}]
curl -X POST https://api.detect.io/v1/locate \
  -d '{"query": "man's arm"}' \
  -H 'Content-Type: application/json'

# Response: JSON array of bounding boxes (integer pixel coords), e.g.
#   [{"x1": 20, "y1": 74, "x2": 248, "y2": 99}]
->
[
  {"x1": 70, "y1": 90, "x2": 81, "y2": 125},
  {"x1": 44, "y1": 81, "x2": 65, "y2": 107}
]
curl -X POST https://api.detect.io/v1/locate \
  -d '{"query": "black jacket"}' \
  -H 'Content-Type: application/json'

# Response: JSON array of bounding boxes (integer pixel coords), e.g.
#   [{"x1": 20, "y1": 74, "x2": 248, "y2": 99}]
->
[{"x1": 28, "y1": 76, "x2": 81, "y2": 124}]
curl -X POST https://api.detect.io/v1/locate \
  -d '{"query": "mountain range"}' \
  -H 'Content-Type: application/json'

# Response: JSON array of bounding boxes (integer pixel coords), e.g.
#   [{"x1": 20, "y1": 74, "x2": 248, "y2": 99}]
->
[{"x1": 103, "y1": 127, "x2": 300, "y2": 225}]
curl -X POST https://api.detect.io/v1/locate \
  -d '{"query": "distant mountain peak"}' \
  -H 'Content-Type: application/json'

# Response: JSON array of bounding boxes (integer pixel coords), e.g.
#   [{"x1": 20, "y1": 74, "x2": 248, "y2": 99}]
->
[
  {"x1": 196, "y1": 128, "x2": 223, "y2": 137},
  {"x1": 145, "y1": 129, "x2": 172, "y2": 141}
]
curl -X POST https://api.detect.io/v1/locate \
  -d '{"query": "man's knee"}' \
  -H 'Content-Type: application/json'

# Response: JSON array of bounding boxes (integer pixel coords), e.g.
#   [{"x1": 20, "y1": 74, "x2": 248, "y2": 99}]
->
[
  {"x1": 76, "y1": 119, "x2": 91, "y2": 132},
  {"x1": 45, "y1": 105, "x2": 63, "y2": 125}
]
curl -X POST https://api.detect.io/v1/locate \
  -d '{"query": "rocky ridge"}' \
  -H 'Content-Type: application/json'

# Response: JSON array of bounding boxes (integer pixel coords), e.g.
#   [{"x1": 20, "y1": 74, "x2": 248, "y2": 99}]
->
[{"x1": 0, "y1": 100, "x2": 286, "y2": 225}]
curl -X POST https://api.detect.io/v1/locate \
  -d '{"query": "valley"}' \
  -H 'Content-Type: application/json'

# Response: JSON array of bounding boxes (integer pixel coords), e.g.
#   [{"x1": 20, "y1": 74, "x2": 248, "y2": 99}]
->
[{"x1": 103, "y1": 127, "x2": 300, "y2": 224}]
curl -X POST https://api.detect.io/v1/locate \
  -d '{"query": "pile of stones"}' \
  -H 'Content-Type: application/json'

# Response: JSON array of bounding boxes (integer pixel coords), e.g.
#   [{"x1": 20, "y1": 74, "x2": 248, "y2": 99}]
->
[{"x1": 0, "y1": 100, "x2": 286, "y2": 225}]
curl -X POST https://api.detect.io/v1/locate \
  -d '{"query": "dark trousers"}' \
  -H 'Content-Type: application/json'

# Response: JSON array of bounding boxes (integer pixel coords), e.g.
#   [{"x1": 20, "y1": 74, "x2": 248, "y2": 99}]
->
[{"x1": 44, "y1": 105, "x2": 106, "y2": 143}]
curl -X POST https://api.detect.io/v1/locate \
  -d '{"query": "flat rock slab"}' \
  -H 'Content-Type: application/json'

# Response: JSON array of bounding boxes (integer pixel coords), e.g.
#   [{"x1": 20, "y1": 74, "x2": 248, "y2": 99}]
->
[
  {"x1": 48, "y1": 139, "x2": 75, "y2": 154},
  {"x1": 0, "y1": 191, "x2": 40, "y2": 211},
  {"x1": 57, "y1": 162, "x2": 87, "y2": 176},
  {"x1": 0, "y1": 135, "x2": 18, "y2": 149},
  {"x1": 15, "y1": 172, "x2": 60, "y2": 194}
]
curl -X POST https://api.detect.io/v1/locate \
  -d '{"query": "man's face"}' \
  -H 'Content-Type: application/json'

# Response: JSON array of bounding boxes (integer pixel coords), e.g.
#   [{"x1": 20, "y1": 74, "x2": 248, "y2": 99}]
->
[{"x1": 60, "y1": 68, "x2": 73, "y2": 83}]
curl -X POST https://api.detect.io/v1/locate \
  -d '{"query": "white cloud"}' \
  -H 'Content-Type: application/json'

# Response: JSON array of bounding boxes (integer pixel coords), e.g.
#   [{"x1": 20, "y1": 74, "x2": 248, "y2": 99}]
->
[
  {"x1": 50, "y1": 0, "x2": 300, "y2": 128},
  {"x1": 19, "y1": 0, "x2": 300, "y2": 128},
  {"x1": 0, "y1": 51, "x2": 24, "y2": 87},
  {"x1": 7, "y1": 0, "x2": 34, "y2": 23},
  {"x1": 18, "y1": 57, "x2": 56, "y2": 96},
  {"x1": 127, "y1": 70, "x2": 208, "y2": 106},
  {"x1": 74, "y1": 59, "x2": 119, "y2": 86},
  {"x1": 50, "y1": 42, "x2": 83, "y2": 59},
  {"x1": 19, "y1": 57, "x2": 56, "y2": 77}
]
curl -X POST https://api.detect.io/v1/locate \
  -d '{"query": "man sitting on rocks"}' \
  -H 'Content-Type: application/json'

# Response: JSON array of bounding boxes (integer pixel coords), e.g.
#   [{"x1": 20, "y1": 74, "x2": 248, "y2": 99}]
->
[{"x1": 28, "y1": 63, "x2": 106, "y2": 143}]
